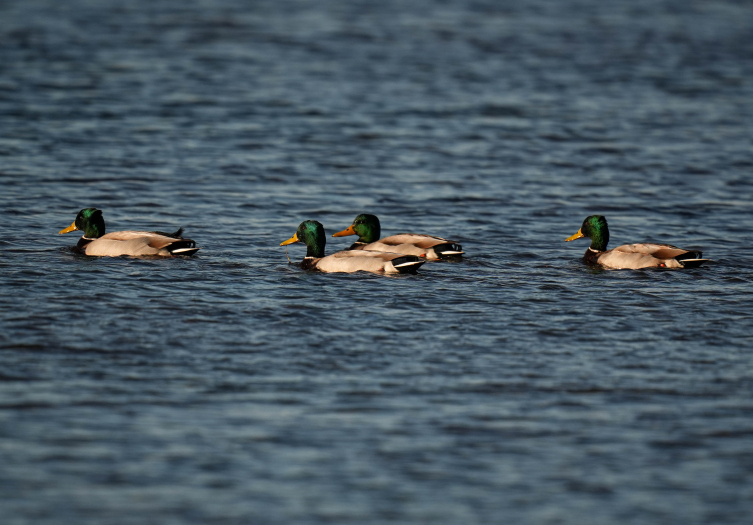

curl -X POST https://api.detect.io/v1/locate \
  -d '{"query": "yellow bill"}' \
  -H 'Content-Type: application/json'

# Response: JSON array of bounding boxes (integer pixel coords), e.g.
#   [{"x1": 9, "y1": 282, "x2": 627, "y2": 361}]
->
[
  {"x1": 565, "y1": 228, "x2": 584, "y2": 242},
  {"x1": 280, "y1": 232, "x2": 299, "y2": 246},
  {"x1": 59, "y1": 221, "x2": 78, "y2": 235},
  {"x1": 332, "y1": 225, "x2": 356, "y2": 237}
]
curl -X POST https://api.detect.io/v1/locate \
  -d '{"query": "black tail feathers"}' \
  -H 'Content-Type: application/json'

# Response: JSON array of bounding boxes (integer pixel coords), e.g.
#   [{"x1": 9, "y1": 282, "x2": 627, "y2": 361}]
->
[
  {"x1": 167, "y1": 238, "x2": 199, "y2": 256},
  {"x1": 676, "y1": 251, "x2": 708, "y2": 268},
  {"x1": 435, "y1": 243, "x2": 464, "y2": 259},
  {"x1": 391, "y1": 255, "x2": 425, "y2": 274},
  {"x1": 153, "y1": 227, "x2": 184, "y2": 239}
]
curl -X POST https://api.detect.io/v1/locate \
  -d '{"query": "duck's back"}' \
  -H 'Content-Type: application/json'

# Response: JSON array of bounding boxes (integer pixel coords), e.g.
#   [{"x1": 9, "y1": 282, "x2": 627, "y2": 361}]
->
[
  {"x1": 598, "y1": 243, "x2": 701, "y2": 269},
  {"x1": 84, "y1": 231, "x2": 198, "y2": 257}
]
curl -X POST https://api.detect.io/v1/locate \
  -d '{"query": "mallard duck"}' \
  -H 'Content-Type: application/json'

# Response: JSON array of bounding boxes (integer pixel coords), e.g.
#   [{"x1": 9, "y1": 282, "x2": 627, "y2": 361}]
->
[
  {"x1": 331, "y1": 214, "x2": 463, "y2": 260},
  {"x1": 281, "y1": 220, "x2": 425, "y2": 274},
  {"x1": 59, "y1": 208, "x2": 200, "y2": 257},
  {"x1": 566, "y1": 215, "x2": 707, "y2": 269}
]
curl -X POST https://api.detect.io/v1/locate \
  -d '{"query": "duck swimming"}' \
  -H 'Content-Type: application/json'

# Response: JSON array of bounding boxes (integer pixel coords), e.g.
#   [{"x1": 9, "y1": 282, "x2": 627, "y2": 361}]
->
[
  {"x1": 332, "y1": 214, "x2": 463, "y2": 260},
  {"x1": 59, "y1": 208, "x2": 200, "y2": 257},
  {"x1": 565, "y1": 215, "x2": 707, "y2": 269},
  {"x1": 281, "y1": 220, "x2": 425, "y2": 274}
]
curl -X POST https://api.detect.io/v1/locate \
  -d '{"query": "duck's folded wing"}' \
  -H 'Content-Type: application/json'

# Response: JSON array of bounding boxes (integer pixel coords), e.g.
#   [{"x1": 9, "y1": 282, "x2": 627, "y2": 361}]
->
[
  {"x1": 355, "y1": 241, "x2": 425, "y2": 257},
  {"x1": 379, "y1": 233, "x2": 456, "y2": 248},
  {"x1": 100, "y1": 230, "x2": 174, "y2": 247},
  {"x1": 614, "y1": 243, "x2": 681, "y2": 257},
  {"x1": 331, "y1": 249, "x2": 404, "y2": 259}
]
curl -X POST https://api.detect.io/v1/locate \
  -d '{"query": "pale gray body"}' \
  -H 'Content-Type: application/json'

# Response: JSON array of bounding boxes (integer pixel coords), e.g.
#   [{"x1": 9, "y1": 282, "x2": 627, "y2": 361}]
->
[
  {"x1": 81, "y1": 231, "x2": 199, "y2": 257},
  {"x1": 594, "y1": 243, "x2": 700, "y2": 269},
  {"x1": 311, "y1": 250, "x2": 423, "y2": 273}
]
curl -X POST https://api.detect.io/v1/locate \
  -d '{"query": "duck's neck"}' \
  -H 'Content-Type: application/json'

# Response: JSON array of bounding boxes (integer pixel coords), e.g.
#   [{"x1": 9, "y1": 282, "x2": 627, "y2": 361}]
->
[
  {"x1": 77, "y1": 237, "x2": 94, "y2": 251},
  {"x1": 306, "y1": 241, "x2": 325, "y2": 259},
  {"x1": 588, "y1": 231, "x2": 608, "y2": 252}
]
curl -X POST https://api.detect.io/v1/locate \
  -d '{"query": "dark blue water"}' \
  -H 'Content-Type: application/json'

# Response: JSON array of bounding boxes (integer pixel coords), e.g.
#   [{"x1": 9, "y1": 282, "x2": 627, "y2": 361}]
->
[{"x1": 2, "y1": 0, "x2": 753, "y2": 523}]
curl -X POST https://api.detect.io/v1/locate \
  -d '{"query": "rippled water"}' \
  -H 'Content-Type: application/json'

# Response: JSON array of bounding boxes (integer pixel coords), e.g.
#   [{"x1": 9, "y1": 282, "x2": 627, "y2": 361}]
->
[{"x1": 2, "y1": 0, "x2": 753, "y2": 523}]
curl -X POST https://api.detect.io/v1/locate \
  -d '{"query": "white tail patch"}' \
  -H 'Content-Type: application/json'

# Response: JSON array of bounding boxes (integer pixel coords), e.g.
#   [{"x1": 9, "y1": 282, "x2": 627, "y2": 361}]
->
[
  {"x1": 679, "y1": 258, "x2": 710, "y2": 268},
  {"x1": 172, "y1": 247, "x2": 201, "y2": 254},
  {"x1": 438, "y1": 250, "x2": 464, "y2": 255},
  {"x1": 393, "y1": 260, "x2": 423, "y2": 268}
]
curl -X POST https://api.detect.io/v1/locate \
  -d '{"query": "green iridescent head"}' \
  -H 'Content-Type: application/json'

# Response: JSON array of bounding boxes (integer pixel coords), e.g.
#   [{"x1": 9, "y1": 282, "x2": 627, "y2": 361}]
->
[
  {"x1": 332, "y1": 214, "x2": 381, "y2": 243},
  {"x1": 280, "y1": 220, "x2": 326, "y2": 258},
  {"x1": 59, "y1": 208, "x2": 106, "y2": 238},
  {"x1": 566, "y1": 215, "x2": 609, "y2": 251}
]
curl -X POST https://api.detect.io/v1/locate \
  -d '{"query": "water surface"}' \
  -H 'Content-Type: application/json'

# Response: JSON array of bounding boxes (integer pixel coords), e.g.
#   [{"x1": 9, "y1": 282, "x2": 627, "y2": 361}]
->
[{"x1": 1, "y1": 0, "x2": 753, "y2": 523}]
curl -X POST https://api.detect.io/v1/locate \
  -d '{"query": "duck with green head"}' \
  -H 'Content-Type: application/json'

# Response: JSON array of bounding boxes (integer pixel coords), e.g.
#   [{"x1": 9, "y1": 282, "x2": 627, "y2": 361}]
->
[
  {"x1": 281, "y1": 220, "x2": 425, "y2": 274},
  {"x1": 566, "y1": 215, "x2": 707, "y2": 269},
  {"x1": 59, "y1": 208, "x2": 200, "y2": 257},
  {"x1": 332, "y1": 214, "x2": 463, "y2": 261}
]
